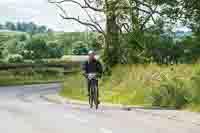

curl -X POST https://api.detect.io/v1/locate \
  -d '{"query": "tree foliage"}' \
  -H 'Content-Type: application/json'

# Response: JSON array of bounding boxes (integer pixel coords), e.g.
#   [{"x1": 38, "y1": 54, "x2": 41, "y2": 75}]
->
[
  {"x1": 48, "y1": 0, "x2": 183, "y2": 66},
  {"x1": 24, "y1": 37, "x2": 49, "y2": 59}
]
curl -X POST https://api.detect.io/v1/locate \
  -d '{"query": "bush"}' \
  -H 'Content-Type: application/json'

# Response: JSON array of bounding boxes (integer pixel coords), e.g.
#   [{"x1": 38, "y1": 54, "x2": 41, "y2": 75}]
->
[
  {"x1": 0, "y1": 59, "x2": 4, "y2": 63},
  {"x1": 151, "y1": 78, "x2": 190, "y2": 109},
  {"x1": 190, "y1": 71, "x2": 200, "y2": 104},
  {"x1": 25, "y1": 37, "x2": 48, "y2": 59},
  {"x1": 72, "y1": 41, "x2": 88, "y2": 55},
  {"x1": 47, "y1": 41, "x2": 64, "y2": 58},
  {"x1": 34, "y1": 59, "x2": 47, "y2": 64},
  {"x1": 7, "y1": 54, "x2": 24, "y2": 63},
  {"x1": 33, "y1": 68, "x2": 63, "y2": 78}
]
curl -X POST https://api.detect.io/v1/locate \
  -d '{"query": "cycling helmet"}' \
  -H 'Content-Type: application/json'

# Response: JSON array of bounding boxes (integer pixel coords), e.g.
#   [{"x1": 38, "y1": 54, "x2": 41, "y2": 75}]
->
[{"x1": 88, "y1": 50, "x2": 95, "y2": 55}]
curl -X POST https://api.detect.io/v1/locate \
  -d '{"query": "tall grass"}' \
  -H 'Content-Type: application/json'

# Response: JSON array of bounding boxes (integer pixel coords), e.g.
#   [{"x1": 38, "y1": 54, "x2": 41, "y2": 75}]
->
[
  {"x1": 60, "y1": 64, "x2": 200, "y2": 111},
  {"x1": 150, "y1": 78, "x2": 191, "y2": 109}
]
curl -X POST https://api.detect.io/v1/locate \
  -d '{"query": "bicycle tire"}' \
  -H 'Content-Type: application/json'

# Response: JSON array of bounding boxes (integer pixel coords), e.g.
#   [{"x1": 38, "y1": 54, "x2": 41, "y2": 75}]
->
[
  {"x1": 89, "y1": 87, "x2": 93, "y2": 108},
  {"x1": 94, "y1": 86, "x2": 98, "y2": 110}
]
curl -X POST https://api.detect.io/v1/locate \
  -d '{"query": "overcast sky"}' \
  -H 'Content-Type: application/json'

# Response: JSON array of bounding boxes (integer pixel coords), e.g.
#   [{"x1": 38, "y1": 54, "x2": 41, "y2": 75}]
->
[
  {"x1": 0, "y1": 0, "x2": 190, "y2": 32},
  {"x1": 0, "y1": 0, "x2": 88, "y2": 32}
]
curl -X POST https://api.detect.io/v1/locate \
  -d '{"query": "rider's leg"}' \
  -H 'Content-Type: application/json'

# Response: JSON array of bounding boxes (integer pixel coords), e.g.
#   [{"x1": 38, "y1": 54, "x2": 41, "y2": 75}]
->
[
  {"x1": 97, "y1": 80, "x2": 100, "y2": 104},
  {"x1": 87, "y1": 79, "x2": 90, "y2": 96}
]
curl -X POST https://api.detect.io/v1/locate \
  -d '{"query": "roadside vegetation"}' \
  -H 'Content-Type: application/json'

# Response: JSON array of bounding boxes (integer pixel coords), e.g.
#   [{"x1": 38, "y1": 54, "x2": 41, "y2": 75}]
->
[
  {"x1": 1, "y1": 13, "x2": 200, "y2": 113},
  {"x1": 0, "y1": 24, "x2": 101, "y2": 64},
  {"x1": 0, "y1": 68, "x2": 64, "y2": 86},
  {"x1": 60, "y1": 64, "x2": 200, "y2": 111}
]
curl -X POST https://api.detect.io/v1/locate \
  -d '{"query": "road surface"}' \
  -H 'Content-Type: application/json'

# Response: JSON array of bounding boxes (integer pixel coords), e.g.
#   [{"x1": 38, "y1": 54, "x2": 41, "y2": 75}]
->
[
  {"x1": 0, "y1": 83, "x2": 200, "y2": 133},
  {"x1": 64, "y1": 55, "x2": 100, "y2": 62}
]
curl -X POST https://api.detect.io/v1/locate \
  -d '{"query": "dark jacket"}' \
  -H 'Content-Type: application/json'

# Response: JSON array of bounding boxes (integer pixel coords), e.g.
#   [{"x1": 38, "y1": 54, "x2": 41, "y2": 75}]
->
[{"x1": 82, "y1": 59, "x2": 103, "y2": 75}]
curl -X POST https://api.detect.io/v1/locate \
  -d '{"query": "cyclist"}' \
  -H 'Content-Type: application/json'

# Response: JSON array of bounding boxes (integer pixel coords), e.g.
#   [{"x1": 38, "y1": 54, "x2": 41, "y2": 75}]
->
[{"x1": 82, "y1": 50, "x2": 103, "y2": 104}]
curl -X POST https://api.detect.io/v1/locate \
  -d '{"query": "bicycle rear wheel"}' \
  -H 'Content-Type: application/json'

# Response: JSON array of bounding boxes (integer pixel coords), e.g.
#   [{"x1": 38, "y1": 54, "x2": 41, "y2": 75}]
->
[
  {"x1": 89, "y1": 87, "x2": 93, "y2": 108},
  {"x1": 94, "y1": 86, "x2": 99, "y2": 110}
]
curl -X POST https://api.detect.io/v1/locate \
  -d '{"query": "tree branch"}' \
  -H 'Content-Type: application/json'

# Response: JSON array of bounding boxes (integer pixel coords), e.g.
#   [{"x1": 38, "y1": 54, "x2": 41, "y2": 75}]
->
[
  {"x1": 83, "y1": 0, "x2": 104, "y2": 12},
  {"x1": 54, "y1": 3, "x2": 105, "y2": 35},
  {"x1": 140, "y1": 6, "x2": 158, "y2": 30},
  {"x1": 48, "y1": 0, "x2": 103, "y2": 12},
  {"x1": 83, "y1": 8, "x2": 105, "y2": 34}
]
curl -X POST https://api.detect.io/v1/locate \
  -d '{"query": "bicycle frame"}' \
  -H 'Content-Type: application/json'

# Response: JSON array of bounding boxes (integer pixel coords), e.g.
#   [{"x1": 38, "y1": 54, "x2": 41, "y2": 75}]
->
[{"x1": 87, "y1": 74, "x2": 99, "y2": 109}]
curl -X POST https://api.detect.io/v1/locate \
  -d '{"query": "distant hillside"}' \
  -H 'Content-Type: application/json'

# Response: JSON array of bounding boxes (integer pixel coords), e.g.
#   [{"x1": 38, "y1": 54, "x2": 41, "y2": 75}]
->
[
  {"x1": 0, "y1": 21, "x2": 53, "y2": 34},
  {"x1": 175, "y1": 31, "x2": 193, "y2": 38}
]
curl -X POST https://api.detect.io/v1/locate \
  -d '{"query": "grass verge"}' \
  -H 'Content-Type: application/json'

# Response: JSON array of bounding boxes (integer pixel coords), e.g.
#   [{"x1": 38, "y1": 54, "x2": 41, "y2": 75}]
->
[
  {"x1": 0, "y1": 68, "x2": 64, "y2": 86},
  {"x1": 60, "y1": 64, "x2": 200, "y2": 111}
]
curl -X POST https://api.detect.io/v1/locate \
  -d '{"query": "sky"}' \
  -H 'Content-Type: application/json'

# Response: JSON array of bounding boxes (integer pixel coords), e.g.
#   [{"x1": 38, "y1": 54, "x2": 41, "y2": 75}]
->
[
  {"x1": 0, "y1": 0, "x2": 190, "y2": 32},
  {"x1": 0, "y1": 0, "x2": 88, "y2": 32}
]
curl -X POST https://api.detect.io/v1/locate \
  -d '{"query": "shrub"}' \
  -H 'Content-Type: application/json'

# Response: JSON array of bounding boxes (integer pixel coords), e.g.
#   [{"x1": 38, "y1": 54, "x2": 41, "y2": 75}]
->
[
  {"x1": 0, "y1": 59, "x2": 4, "y2": 63},
  {"x1": 151, "y1": 78, "x2": 190, "y2": 109},
  {"x1": 34, "y1": 59, "x2": 47, "y2": 64},
  {"x1": 72, "y1": 41, "x2": 88, "y2": 55},
  {"x1": 47, "y1": 41, "x2": 64, "y2": 58},
  {"x1": 33, "y1": 68, "x2": 62, "y2": 78},
  {"x1": 25, "y1": 37, "x2": 48, "y2": 59},
  {"x1": 7, "y1": 54, "x2": 24, "y2": 63},
  {"x1": 190, "y1": 71, "x2": 200, "y2": 104}
]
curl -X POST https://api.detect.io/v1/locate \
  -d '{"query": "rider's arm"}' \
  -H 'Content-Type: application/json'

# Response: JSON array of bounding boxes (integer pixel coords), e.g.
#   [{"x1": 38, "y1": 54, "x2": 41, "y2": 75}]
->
[
  {"x1": 81, "y1": 61, "x2": 88, "y2": 76},
  {"x1": 96, "y1": 61, "x2": 103, "y2": 77}
]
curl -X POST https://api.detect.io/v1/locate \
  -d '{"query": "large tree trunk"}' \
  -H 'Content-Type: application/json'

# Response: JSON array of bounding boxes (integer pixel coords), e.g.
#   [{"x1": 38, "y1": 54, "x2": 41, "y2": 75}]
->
[
  {"x1": 104, "y1": 12, "x2": 120, "y2": 67},
  {"x1": 102, "y1": 0, "x2": 120, "y2": 67}
]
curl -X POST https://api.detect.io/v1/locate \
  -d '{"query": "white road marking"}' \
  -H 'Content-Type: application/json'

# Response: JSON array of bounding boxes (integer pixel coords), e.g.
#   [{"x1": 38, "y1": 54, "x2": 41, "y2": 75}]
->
[
  {"x1": 100, "y1": 128, "x2": 113, "y2": 133},
  {"x1": 39, "y1": 102, "x2": 53, "y2": 105},
  {"x1": 64, "y1": 114, "x2": 88, "y2": 123}
]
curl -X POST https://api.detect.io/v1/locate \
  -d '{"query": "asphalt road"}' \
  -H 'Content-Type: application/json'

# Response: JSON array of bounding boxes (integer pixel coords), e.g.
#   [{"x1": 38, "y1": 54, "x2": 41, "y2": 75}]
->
[{"x1": 0, "y1": 83, "x2": 200, "y2": 133}]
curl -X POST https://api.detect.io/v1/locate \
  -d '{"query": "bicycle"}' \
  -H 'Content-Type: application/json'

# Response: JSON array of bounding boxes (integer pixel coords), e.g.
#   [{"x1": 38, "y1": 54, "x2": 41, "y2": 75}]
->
[{"x1": 87, "y1": 73, "x2": 99, "y2": 110}]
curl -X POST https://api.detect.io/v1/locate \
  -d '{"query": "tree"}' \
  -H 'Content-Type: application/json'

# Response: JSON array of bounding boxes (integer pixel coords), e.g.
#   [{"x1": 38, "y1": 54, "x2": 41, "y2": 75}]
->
[
  {"x1": 181, "y1": 0, "x2": 200, "y2": 34},
  {"x1": 0, "y1": 24, "x2": 3, "y2": 29},
  {"x1": 88, "y1": 33, "x2": 103, "y2": 51},
  {"x1": 17, "y1": 34, "x2": 27, "y2": 42},
  {"x1": 7, "y1": 54, "x2": 24, "y2": 63},
  {"x1": 61, "y1": 36, "x2": 73, "y2": 55},
  {"x1": 47, "y1": 41, "x2": 64, "y2": 58},
  {"x1": 15, "y1": 22, "x2": 51, "y2": 33},
  {"x1": 37, "y1": 26, "x2": 48, "y2": 33},
  {"x1": 49, "y1": 0, "x2": 169, "y2": 66},
  {"x1": 58, "y1": 32, "x2": 90, "y2": 55},
  {"x1": 5, "y1": 22, "x2": 16, "y2": 31},
  {"x1": 25, "y1": 37, "x2": 49, "y2": 59},
  {"x1": 16, "y1": 22, "x2": 23, "y2": 31},
  {"x1": 4, "y1": 39, "x2": 19, "y2": 55},
  {"x1": 72, "y1": 41, "x2": 89, "y2": 55}
]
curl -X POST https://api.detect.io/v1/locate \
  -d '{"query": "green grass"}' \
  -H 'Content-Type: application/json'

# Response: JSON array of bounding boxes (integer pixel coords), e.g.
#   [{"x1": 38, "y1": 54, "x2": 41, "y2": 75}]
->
[
  {"x1": 186, "y1": 104, "x2": 200, "y2": 112},
  {"x1": 60, "y1": 72, "x2": 87, "y2": 101},
  {"x1": 60, "y1": 64, "x2": 200, "y2": 111}
]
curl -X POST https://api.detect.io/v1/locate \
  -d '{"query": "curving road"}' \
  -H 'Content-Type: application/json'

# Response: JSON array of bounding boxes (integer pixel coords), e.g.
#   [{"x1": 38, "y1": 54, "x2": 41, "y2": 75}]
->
[{"x1": 0, "y1": 83, "x2": 200, "y2": 133}]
